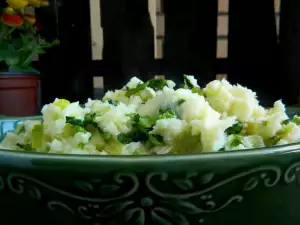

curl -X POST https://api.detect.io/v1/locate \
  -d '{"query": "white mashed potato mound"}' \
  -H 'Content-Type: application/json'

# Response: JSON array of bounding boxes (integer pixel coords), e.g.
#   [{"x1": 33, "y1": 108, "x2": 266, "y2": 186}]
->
[{"x1": 1, "y1": 75, "x2": 299, "y2": 155}]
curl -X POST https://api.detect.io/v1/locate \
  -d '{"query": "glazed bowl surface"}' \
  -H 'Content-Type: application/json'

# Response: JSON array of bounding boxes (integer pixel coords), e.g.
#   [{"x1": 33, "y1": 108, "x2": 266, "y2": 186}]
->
[{"x1": 1, "y1": 116, "x2": 300, "y2": 225}]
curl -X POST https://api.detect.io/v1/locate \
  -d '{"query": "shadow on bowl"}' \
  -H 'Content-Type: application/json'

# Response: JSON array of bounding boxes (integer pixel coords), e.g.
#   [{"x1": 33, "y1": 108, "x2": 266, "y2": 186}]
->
[{"x1": 1, "y1": 117, "x2": 300, "y2": 225}]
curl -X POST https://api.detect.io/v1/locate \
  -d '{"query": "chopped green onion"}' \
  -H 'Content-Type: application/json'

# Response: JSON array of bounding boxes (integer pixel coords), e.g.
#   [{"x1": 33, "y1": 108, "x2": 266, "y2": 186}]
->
[
  {"x1": 107, "y1": 99, "x2": 119, "y2": 106},
  {"x1": 292, "y1": 116, "x2": 300, "y2": 125},
  {"x1": 66, "y1": 116, "x2": 84, "y2": 127},
  {"x1": 16, "y1": 143, "x2": 32, "y2": 151},
  {"x1": 225, "y1": 122, "x2": 243, "y2": 135},
  {"x1": 229, "y1": 135, "x2": 243, "y2": 148},
  {"x1": 183, "y1": 75, "x2": 194, "y2": 89},
  {"x1": 126, "y1": 78, "x2": 168, "y2": 97},
  {"x1": 192, "y1": 87, "x2": 205, "y2": 96},
  {"x1": 117, "y1": 133, "x2": 133, "y2": 144},
  {"x1": 177, "y1": 99, "x2": 186, "y2": 106},
  {"x1": 149, "y1": 134, "x2": 164, "y2": 145},
  {"x1": 281, "y1": 119, "x2": 290, "y2": 125},
  {"x1": 102, "y1": 132, "x2": 112, "y2": 141}
]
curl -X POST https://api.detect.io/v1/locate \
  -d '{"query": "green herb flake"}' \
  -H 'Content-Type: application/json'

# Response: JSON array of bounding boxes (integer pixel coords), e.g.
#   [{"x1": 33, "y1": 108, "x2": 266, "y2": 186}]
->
[
  {"x1": 292, "y1": 116, "x2": 300, "y2": 125},
  {"x1": 192, "y1": 87, "x2": 205, "y2": 96},
  {"x1": 229, "y1": 136, "x2": 243, "y2": 148},
  {"x1": 225, "y1": 122, "x2": 243, "y2": 135},
  {"x1": 281, "y1": 119, "x2": 290, "y2": 125},
  {"x1": 77, "y1": 143, "x2": 85, "y2": 149},
  {"x1": 84, "y1": 113, "x2": 96, "y2": 125},
  {"x1": 178, "y1": 99, "x2": 186, "y2": 106},
  {"x1": 117, "y1": 113, "x2": 159, "y2": 144},
  {"x1": 102, "y1": 132, "x2": 112, "y2": 141},
  {"x1": 149, "y1": 134, "x2": 164, "y2": 146},
  {"x1": 125, "y1": 78, "x2": 168, "y2": 97},
  {"x1": 218, "y1": 147, "x2": 225, "y2": 152},
  {"x1": 66, "y1": 113, "x2": 99, "y2": 133},
  {"x1": 117, "y1": 133, "x2": 134, "y2": 144},
  {"x1": 147, "y1": 78, "x2": 168, "y2": 91},
  {"x1": 16, "y1": 143, "x2": 32, "y2": 151},
  {"x1": 125, "y1": 82, "x2": 148, "y2": 97},
  {"x1": 66, "y1": 116, "x2": 84, "y2": 127},
  {"x1": 183, "y1": 75, "x2": 194, "y2": 89},
  {"x1": 158, "y1": 108, "x2": 177, "y2": 120},
  {"x1": 107, "y1": 99, "x2": 120, "y2": 106},
  {"x1": 265, "y1": 136, "x2": 281, "y2": 147}
]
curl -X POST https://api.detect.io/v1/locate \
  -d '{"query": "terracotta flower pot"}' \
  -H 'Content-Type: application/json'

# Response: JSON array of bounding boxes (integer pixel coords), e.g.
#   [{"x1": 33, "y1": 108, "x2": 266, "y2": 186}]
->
[{"x1": 0, "y1": 73, "x2": 40, "y2": 116}]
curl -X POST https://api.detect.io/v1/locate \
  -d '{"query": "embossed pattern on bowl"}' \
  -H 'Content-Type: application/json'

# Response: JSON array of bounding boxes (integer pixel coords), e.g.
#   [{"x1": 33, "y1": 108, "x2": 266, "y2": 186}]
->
[{"x1": 1, "y1": 117, "x2": 300, "y2": 225}]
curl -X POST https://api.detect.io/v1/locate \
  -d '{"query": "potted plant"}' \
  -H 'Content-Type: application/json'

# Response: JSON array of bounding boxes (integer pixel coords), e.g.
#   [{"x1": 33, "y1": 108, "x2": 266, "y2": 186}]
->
[{"x1": 0, "y1": 0, "x2": 58, "y2": 117}]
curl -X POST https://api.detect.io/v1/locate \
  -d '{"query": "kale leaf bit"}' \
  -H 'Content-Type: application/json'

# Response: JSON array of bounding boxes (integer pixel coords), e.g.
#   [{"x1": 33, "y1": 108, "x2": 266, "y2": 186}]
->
[
  {"x1": 181, "y1": 75, "x2": 205, "y2": 96},
  {"x1": 225, "y1": 122, "x2": 243, "y2": 135},
  {"x1": 118, "y1": 108, "x2": 177, "y2": 145},
  {"x1": 126, "y1": 78, "x2": 168, "y2": 97}
]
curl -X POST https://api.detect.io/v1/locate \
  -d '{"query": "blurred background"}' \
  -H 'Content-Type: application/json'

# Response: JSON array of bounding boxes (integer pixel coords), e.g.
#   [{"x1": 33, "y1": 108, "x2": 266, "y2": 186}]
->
[{"x1": 2, "y1": 0, "x2": 298, "y2": 108}]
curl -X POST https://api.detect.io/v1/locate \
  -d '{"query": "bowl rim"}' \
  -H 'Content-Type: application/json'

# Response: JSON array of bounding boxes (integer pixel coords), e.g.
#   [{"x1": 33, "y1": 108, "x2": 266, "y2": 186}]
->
[
  {"x1": 2, "y1": 115, "x2": 300, "y2": 165},
  {"x1": 0, "y1": 142, "x2": 300, "y2": 164}
]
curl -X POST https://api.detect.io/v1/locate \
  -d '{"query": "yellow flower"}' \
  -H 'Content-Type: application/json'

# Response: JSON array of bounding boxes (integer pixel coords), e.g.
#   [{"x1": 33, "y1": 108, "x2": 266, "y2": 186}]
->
[
  {"x1": 4, "y1": 7, "x2": 15, "y2": 14},
  {"x1": 24, "y1": 14, "x2": 36, "y2": 24},
  {"x1": 6, "y1": 0, "x2": 28, "y2": 9}
]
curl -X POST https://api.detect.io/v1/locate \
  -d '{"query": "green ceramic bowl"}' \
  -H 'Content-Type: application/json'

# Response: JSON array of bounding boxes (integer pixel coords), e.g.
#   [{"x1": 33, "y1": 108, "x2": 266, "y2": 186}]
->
[{"x1": 1, "y1": 115, "x2": 300, "y2": 225}]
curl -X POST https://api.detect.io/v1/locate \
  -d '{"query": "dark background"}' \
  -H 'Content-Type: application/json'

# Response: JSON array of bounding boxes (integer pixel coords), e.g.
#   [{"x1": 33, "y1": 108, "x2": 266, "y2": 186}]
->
[{"x1": 1, "y1": 0, "x2": 299, "y2": 107}]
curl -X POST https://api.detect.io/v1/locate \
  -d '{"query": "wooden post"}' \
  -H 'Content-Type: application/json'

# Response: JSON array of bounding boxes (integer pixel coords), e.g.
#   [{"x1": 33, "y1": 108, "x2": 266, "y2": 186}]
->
[
  {"x1": 148, "y1": 0, "x2": 157, "y2": 59},
  {"x1": 89, "y1": 0, "x2": 103, "y2": 60}
]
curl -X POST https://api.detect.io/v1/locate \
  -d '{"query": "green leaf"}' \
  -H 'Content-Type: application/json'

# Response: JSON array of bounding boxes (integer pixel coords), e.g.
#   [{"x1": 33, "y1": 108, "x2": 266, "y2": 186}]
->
[
  {"x1": 5, "y1": 55, "x2": 20, "y2": 66},
  {"x1": 98, "y1": 201, "x2": 133, "y2": 217},
  {"x1": 162, "y1": 200, "x2": 203, "y2": 214},
  {"x1": 152, "y1": 208, "x2": 189, "y2": 225},
  {"x1": 9, "y1": 66, "x2": 40, "y2": 74},
  {"x1": 173, "y1": 179, "x2": 193, "y2": 190},
  {"x1": 34, "y1": 48, "x2": 46, "y2": 54},
  {"x1": 225, "y1": 122, "x2": 243, "y2": 135}
]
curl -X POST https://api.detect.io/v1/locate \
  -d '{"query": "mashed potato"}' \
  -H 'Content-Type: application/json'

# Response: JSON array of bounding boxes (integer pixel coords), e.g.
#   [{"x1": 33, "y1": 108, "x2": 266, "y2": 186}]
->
[{"x1": 0, "y1": 75, "x2": 299, "y2": 155}]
